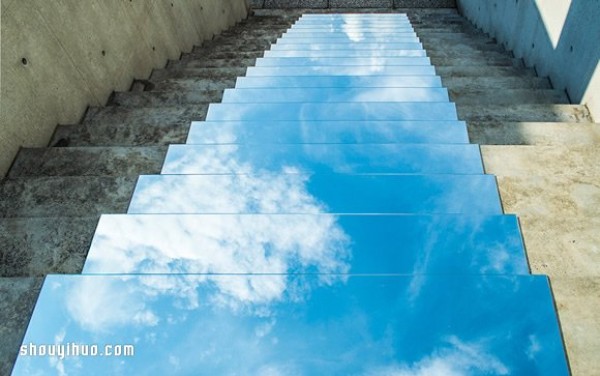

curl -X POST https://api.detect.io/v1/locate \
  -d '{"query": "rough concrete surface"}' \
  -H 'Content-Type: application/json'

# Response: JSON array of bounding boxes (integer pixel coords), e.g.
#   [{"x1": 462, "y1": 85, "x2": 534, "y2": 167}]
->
[
  {"x1": 8, "y1": 146, "x2": 167, "y2": 177},
  {"x1": 0, "y1": 277, "x2": 43, "y2": 375},
  {"x1": 0, "y1": 176, "x2": 136, "y2": 217},
  {"x1": 0, "y1": 217, "x2": 98, "y2": 276},
  {"x1": 469, "y1": 122, "x2": 600, "y2": 145}
]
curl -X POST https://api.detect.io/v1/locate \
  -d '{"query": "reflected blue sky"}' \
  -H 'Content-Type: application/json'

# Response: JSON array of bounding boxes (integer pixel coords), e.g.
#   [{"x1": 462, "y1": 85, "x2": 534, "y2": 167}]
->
[
  {"x1": 235, "y1": 76, "x2": 442, "y2": 89},
  {"x1": 234, "y1": 75, "x2": 442, "y2": 88},
  {"x1": 186, "y1": 120, "x2": 469, "y2": 145},
  {"x1": 264, "y1": 49, "x2": 426, "y2": 58},
  {"x1": 205, "y1": 103, "x2": 457, "y2": 121},
  {"x1": 83, "y1": 214, "x2": 528, "y2": 275},
  {"x1": 160, "y1": 144, "x2": 481, "y2": 174},
  {"x1": 13, "y1": 275, "x2": 569, "y2": 375},
  {"x1": 245, "y1": 65, "x2": 437, "y2": 76},
  {"x1": 270, "y1": 41, "x2": 423, "y2": 49},
  {"x1": 221, "y1": 88, "x2": 448, "y2": 103},
  {"x1": 127, "y1": 174, "x2": 502, "y2": 215},
  {"x1": 255, "y1": 57, "x2": 430, "y2": 66}
]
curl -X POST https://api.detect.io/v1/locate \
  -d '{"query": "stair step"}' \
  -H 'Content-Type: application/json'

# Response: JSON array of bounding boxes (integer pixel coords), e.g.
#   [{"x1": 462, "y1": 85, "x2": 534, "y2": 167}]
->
[
  {"x1": 481, "y1": 145, "x2": 600, "y2": 176},
  {"x1": 431, "y1": 55, "x2": 523, "y2": 67},
  {"x1": 443, "y1": 76, "x2": 551, "y2": 90},
  {"x1": 0, "y1": 176, "x2": 135, "y2": 217},
  {"x1": 0, "y1": 277, "x2": 42, "y2": 376},
  {"x1": 468, "y1": 122, "x2": 600, "y2": 145},
  {"x1": 173, "y1": 57, "x2": 257, "y2": 69},
  {"x1": 459, "y1": 104, "x2": 593, "y2": 123},
  {"x1": 421, "y1": 40, "x2": 506, "y2": 54},
  {"x1": 8, "y1": 146, "x2": 167, "y2": 177},
  {"x1": 110, "y1": 89, "x2": 222, "y2": 107},
  {"x1": 450, "y1": 89, "x2": 569, "y2": 105},
  {"x1": 82, "y1": 105, "x2": 207, "y2": 127},
  {"x1": 51, "y1": 119, "x2": 190, "y2": 147},
  {"x1": 436, "y1": 65, "x2": 537, "y2": 77},
  {"x1": 0, "y1": 217, "x2": 98, "y2": 276},
  {"x1": 151, "y1": 77, "x2": 236, "y2": 91},
  {"x1": 150, "y1": 67, "x2": 245, "y2": 82},
  {"x1": 195, "y1": 40, "x2": 275, "y2": 53}
]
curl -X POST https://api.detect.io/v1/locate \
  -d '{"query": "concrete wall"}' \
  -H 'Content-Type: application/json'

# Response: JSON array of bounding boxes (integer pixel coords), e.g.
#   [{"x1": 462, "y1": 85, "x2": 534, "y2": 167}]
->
[
  {"x1": 250, "y1": 0, "x2": 456, "y2": 8},
  {"x1": 456, "y1": 0, "x2": 600, "y2": 120},
  {"x1": 0, "y1": 0, "x2": 249, "y2": 177}
]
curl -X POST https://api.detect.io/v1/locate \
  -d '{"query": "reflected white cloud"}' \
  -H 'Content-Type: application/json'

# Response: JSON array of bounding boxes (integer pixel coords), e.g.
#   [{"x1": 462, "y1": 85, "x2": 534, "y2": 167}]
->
[{"x1": 365, "y1": 337, "x2": 509, "y2": 376}]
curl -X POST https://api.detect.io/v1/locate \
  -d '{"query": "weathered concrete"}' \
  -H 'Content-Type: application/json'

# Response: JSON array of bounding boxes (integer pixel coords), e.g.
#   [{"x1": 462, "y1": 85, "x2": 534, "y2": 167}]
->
[
  {"x1": 8, "y1": 147, "x2": 167, "y2": 177},
  {"x1": 457, "y1": 0, "x2": 599, "y2": 120},
  {"x1": 0, "y1": 0, "x2": 249, "y2": 177},
  {"x1": 0, "y1": 217, "x2": 98, "y2": 276},
  {"x1": 0, "y1": 176, "x2": 135, "y2": 217},
  {"x1": 0, "y1": 277, "x2": 43, "y2": 375},
  {"x1": 470, "y1": 122, "x2": 600, "y2": 146},
  {"x1": 252, "y1": 0, "x2": 457, "y2": 8},
  {"x1": 458, "y1": 104, "x2": 592, "y2": 123}
]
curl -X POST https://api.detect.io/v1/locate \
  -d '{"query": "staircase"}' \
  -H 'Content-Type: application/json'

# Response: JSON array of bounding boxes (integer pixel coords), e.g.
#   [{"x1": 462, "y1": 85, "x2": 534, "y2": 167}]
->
[{"x1": 1, "y1": 5, "x2": 598, "y2": 375}]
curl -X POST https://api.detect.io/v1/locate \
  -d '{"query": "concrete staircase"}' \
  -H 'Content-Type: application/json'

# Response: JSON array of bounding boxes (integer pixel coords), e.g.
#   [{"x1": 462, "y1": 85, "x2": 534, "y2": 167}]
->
[{"x1": 1, "y1": 6, "x2": 598, "y2": 375}]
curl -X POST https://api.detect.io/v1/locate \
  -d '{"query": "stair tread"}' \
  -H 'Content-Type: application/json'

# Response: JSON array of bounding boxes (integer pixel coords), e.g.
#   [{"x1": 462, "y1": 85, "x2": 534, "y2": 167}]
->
[
  {"x1": 468, "y1": 122, "x2": 600, "y2": 145},
  {"x1": 0, "y1": 277, "x2": 42, "y2": 376},
  {"x1": 459, "y1": 104, "x2": 593, "y2": 123},
  {"x1": 0, "y1": 216, "x2": 98, "y2": 276},
  {"x1": 481, "y1": 145, "x2": 600, "y2": 176},
  {"x1": 0, "y1": 176, "x2": 136, "y2": 217},
  {"x1": 9, "y1": 146, "x2": 167, "y2": 177}
]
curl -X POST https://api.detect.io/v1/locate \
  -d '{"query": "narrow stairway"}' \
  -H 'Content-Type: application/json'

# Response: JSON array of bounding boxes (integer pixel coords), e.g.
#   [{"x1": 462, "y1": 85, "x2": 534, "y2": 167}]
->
[{"x1": 6, "y1": 8, "x2": 573, "y2": 375}]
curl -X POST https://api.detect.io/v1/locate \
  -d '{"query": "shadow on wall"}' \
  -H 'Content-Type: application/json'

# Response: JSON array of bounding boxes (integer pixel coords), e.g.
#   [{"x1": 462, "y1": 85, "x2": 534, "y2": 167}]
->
[{"x1": 457, "y1": 0, "x2": 599, "y2": 120}]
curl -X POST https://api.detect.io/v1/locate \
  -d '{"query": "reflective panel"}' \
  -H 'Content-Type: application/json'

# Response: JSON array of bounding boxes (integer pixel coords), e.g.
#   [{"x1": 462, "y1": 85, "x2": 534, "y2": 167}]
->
[
  {"x1": 221, "y1": 88, "x2": 449, "y2": 103},
  {"x1": 235, "y1": 75, "x2": 442, "y2": 88},
  {"x1": 271, "y1": 42, "x2": 423, "y2": 50},
  {"x1": 255, "y1": 57, "x2": 430, "y2": 67},
  {"x1": 282, "y1": 31, "x2": 418, "y2": 38},
  {"x1": 127, "y1": 174, "x2": 502, "y2": 215},
  {"x1": 83, "y1": 214, "x2": 527, "y2": 275},
  {"x1": 286, "y1": 27, "x2": 416, "y2": 32},
  {"x1": 205, "y1": 103, "x2": 457, "y2": 121},
  {"x1": 264, "y1": 49, "x2": 426, "y2": 58},
  {"x1": 245, "y1": 65, "x2": 436, "y2": 76},
  {"x1": 274, "y1": 34, "x2": 419, "y2": 41},
  {"x1": 161, "y1": 144, "x2": 482, "y2": 174},
  {"x1": 186, "y1": 120, "x2": 469, "y2": 145},
  {"x1": 13, "y1": 275, "x2": 569, "y2": 375}
]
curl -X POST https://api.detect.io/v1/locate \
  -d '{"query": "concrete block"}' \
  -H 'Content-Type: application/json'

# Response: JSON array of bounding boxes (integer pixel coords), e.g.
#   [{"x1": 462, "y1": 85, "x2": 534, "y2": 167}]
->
[
  {"x1": 0, "y1": 176, "x2": 136, "y2": 217},
  {"x1": 50, "y1": 121, "x2": 191, "y2": 147},
  {"x1": 0, "y1": 277, "x2": 42, "y2": 376},
  {"x1": 450, "y1": 89, "x2": 569, "y2": 105},
  {"x1": 395, "y1": 0, "x2": 456, "y2": 7},
  {"x1": 459, "y1": 104, "x2": 593, "y2": 123},
  {"x1": 8, "y1": 147, "x2": 167, "y2": 177},
  {"x1": 264, "y1": 0, "x2": 328, "y2": 8},
  {"x1": 110, "y1": 90, "x2": 224, "y2": 107},
  {"x1": 443, "y1": 76, "x2": 551, "y2": 90},
  {"x1": 481, "y1": 145, "x2": 600, "y2": 177},
  {"x1": 150, "y1": 68, "x2": 244, "y2": 82},
  {"x1": 468, "y1": 122, "x2": 600, "y2": 146},
  {"x1": 436, "y1": 65, "x2": 536, "y2": 78},
  {"x1": 82, "y1": 106, "x2": 208, "y2": 128},
  {"x1": 329, "y1": 0, "x2": 393, "y2": 8},
  {"x1": 0, "y1": 217, "x2": 98, "y2": 276}
]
